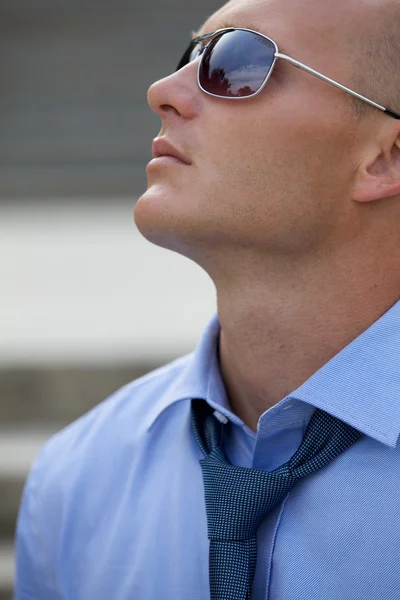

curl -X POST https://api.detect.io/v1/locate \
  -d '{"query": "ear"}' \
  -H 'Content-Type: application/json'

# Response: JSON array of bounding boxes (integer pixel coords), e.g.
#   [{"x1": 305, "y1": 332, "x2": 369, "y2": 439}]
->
[{"x1": 352, "y1": 133, "x2": 400, "y2": 203}]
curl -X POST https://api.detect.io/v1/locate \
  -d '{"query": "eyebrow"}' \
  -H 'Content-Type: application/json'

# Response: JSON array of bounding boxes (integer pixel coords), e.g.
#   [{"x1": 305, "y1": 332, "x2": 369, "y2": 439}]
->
[{"x1": 191, "y1": 22, "x2": 245, "y2": 39}]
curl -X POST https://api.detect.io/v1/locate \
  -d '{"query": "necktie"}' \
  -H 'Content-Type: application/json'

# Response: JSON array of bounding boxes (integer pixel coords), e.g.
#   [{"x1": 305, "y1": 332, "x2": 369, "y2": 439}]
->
[{"x1": 191, "y1": 399, "x2": 363, "y2": 600}]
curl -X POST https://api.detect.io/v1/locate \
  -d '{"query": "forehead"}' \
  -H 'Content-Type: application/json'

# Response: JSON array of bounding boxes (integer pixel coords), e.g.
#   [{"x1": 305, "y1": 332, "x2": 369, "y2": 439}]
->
[
  {"x1": 201, "y1": 0, "x2": 360, "y2": 30},
  {"x1": 196, "y1": 0, "x2": 361, "y2": 66}
]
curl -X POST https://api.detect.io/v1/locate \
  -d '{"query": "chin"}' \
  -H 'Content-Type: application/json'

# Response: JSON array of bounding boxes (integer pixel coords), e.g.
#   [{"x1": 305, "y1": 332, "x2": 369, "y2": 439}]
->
[
  {"x1": 134, "y1": 181, "x2": 226, "y2": 264},
  {"x1": 134, "y1": 186, "x2": 198, "y2": 256}
]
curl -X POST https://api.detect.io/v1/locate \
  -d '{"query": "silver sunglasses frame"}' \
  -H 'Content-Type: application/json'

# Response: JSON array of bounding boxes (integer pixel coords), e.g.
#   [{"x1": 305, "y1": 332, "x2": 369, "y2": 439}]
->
[{"x1": 189, "y1": 27, "x2": 400, "y2": 119}]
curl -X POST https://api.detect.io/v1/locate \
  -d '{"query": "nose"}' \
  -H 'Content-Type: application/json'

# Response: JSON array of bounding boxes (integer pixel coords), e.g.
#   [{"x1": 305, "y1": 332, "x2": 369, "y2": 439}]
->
[{"x1": 147, "y1": 60, "x2": 201, "y2": 122}]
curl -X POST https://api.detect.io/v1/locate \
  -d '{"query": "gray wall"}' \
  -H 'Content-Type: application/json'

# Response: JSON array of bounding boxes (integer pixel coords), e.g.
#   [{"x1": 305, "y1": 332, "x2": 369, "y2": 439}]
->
[{"x1": 0, "y1": 0, "x2": 221, "y2": 198}]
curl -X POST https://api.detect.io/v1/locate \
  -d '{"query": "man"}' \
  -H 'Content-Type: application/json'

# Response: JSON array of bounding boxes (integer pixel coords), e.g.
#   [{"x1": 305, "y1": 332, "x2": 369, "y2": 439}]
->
[{"x1": 15, "y1": 0, "x2": 400, "y2": 598}]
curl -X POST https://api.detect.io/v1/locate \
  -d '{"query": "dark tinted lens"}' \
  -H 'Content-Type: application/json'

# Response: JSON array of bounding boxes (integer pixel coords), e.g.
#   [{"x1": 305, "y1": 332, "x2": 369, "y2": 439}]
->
[
  {"x1": 176, "y1": 41, "x2": 202, "y2": 71},
  {"x1": 199, "y1": 29, "x2": 275, "y2": 97}
]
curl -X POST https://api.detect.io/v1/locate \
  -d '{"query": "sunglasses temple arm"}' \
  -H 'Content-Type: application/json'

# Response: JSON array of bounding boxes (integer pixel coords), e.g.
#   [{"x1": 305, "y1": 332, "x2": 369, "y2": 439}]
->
[{"x1": 276, "y1": 52, "x2": 400, "y2": 119}]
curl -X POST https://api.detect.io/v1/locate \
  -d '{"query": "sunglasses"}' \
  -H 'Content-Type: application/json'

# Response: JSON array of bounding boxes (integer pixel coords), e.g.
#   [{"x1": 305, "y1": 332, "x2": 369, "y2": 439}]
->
[{"x1": 176, "y1": 27, "x2": 400, "y2": 120}]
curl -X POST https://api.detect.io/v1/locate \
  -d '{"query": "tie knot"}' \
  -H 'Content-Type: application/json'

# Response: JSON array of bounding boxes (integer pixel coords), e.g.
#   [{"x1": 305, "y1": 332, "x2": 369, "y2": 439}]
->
[{"x1": 200, "y1": 456, "x2": 295, "y2": 541}]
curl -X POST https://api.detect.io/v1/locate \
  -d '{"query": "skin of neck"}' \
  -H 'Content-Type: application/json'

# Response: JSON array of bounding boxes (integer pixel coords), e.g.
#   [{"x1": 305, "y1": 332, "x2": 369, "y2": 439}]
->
[{"x1": 215, "y1": 229, "x2": 400, "y2": 432}]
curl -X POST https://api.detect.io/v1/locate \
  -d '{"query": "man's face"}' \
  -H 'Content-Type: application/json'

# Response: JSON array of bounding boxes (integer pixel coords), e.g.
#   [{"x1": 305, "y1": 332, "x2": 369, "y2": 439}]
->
[{"x1": 135, "y1": 0, "x2": 368, "y2": 268}]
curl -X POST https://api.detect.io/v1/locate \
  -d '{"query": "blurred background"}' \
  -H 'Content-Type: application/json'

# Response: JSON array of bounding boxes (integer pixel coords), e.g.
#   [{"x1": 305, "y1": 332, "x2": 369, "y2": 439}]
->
[{"x1": 0, "y1": 0, "x2": 221, "y2": 597}]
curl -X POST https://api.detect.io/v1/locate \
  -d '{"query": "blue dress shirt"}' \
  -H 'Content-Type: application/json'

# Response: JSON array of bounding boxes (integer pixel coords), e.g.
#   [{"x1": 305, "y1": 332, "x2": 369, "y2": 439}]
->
[{"x1": 15, "y1": 301, "x2": 400, "y2": 599}]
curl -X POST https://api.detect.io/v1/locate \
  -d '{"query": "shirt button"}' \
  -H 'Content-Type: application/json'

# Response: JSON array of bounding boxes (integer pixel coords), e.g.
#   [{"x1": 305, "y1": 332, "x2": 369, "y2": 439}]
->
[{"x1": 213, "y1": 410, "x2": 229, "y2": 424}]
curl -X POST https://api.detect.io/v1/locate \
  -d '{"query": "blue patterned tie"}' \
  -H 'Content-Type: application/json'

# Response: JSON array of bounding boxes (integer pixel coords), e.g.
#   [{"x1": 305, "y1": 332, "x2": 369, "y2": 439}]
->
[{"x1": 191, "y1": 399, "x2": 363, "y2": 600}]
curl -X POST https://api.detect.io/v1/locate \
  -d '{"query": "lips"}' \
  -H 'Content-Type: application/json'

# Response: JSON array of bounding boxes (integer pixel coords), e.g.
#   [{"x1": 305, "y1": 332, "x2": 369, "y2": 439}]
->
[{"x1": 151, "y1": 138, "x2": 191, "y2": 165}]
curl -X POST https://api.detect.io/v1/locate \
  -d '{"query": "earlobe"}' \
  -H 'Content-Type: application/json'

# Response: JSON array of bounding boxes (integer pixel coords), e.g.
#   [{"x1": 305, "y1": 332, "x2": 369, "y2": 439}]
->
[{"x1": 352, "y1": 134, "x2": 400, "y2": 203}]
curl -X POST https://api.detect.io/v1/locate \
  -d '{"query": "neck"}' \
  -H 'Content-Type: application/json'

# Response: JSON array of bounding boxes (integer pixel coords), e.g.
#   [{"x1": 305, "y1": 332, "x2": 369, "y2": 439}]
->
[{"x1": 215, "y1": 245, "x2": 400, "y2": 432}]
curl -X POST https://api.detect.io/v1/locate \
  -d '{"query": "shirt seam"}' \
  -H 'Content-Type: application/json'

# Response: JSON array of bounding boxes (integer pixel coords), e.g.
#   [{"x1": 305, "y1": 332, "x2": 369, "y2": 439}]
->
[{"x1": 301, "y1": 393, "x2": 396, "y2": 440}]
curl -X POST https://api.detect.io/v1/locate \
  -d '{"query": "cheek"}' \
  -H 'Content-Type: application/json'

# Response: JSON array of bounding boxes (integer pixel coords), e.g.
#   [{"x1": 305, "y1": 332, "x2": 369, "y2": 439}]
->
[
  {"x1": 196, "y1": 108, "x2": 355, "y2": 251},
  {"x1": 202, "y1": 102, "x2": 353, "y2": 200},
  {"x1": 200, "y1": 115, "x2": 273, "y2": 192},
  {"x1": 198, "y1": 111, "x2": 302, "y2": 220}
]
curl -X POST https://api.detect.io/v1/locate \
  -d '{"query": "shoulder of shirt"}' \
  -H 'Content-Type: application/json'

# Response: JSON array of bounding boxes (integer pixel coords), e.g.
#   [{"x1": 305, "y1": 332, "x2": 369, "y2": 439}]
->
[{"x1": 28, "y1": 351, "x2": 195, "y2": 485}]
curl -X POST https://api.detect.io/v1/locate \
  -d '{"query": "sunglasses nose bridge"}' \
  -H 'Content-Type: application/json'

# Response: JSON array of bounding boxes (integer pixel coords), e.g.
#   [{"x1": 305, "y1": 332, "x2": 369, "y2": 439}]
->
[{"x1": 193, "y1": 44, "x2": 207, "y2": 67}]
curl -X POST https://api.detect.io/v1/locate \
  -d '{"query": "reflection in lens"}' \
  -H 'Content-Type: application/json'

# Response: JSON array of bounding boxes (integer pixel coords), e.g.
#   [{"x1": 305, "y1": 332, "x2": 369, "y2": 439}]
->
[{"x1": 199, "y1": 30, "x2": 276, "y2": 97}]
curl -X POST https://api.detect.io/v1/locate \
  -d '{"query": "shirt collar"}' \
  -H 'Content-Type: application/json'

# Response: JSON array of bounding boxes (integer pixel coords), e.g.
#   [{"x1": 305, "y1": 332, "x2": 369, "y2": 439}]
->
[
  {"x1": 147, "y1": 300, "x2": 400, "y2": 448},
  {"x1": 145, "y1": 313, "x2": 229, "y2": 429}
]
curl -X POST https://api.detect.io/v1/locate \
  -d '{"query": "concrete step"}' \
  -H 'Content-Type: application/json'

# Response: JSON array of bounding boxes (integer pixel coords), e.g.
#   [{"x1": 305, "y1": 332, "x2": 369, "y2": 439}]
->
[
  {"x1": 0, "y1": 201, "x2": 216, "y2": 367},
  {"x1": 0, "y1": 365, "x2": 156, "y2": 425},
  {"x1": 0, "y1": 0, "x2": 221, "y2": 198},
  {"x1": 0, "y1": 541, "x2": 13, "y2": 600}
]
